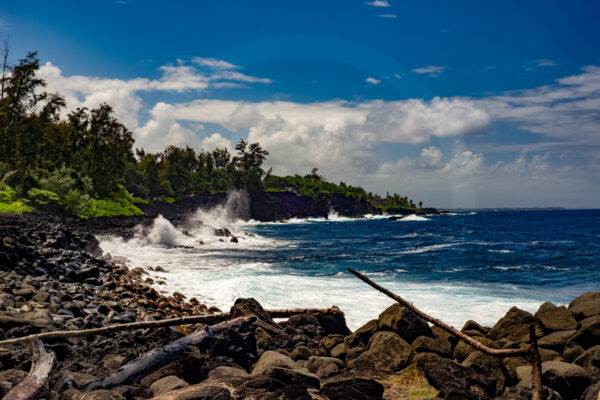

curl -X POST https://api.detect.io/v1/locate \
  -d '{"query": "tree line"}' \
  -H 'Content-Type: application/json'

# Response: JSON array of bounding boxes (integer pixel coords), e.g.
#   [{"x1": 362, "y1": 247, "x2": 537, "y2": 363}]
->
[{"x1": 0, "y1": 47, "x2": 422, "y2": 217}]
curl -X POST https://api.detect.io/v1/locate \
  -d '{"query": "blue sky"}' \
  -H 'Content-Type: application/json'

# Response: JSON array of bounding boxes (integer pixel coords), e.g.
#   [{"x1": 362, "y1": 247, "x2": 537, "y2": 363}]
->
[{"x1": 2, "y1": 0, "x2": 600, "y2": 208}]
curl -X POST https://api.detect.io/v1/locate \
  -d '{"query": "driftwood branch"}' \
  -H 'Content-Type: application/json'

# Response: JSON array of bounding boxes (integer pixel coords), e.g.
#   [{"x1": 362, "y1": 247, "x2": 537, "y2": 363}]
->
[
  {"x1": 0, "y1": 307, "x2": 335, "y2": 347},
  {"x1": 529, "y1": 325, "x2": 543, "y2": 400},
  {"x1": 86, "y1": 316, "x2": 255, "y2": 391},
  {"x1": 3, "y1": 337, "x2": 55, "y2": 400},
  {"x1": 347, "y1": 268, "x2": 529, "y2": 357}
]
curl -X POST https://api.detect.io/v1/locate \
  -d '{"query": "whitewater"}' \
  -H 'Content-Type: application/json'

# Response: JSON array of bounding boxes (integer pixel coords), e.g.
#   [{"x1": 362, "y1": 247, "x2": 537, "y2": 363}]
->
[{"x1": 98, "y1": 194, "x2": 600, "y2": 330}]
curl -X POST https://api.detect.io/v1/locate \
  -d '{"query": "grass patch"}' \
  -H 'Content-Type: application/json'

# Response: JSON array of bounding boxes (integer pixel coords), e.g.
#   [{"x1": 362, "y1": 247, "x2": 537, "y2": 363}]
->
[
  {"x1": 381, "y1": 364, "x2": 438, "y2": 400},
  {"x1": 78, "y1": 198, "x2": 144, "y2": 218}
]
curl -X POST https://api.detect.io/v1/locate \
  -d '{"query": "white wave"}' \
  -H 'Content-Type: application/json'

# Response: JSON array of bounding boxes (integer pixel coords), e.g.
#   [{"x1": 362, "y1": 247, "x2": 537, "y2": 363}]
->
[
  {"x1": 394, "y1": 215, "x2": 430, "y2": 222},
  {"x1": 488, "y1": 249, "x2": 514, "y2": 254},
  {"x1": 147, "y1": 215, "x2": 182, "y2": 247},
  {"x1": 401, "y1": 243, "x2": 458, "y2": 254}
]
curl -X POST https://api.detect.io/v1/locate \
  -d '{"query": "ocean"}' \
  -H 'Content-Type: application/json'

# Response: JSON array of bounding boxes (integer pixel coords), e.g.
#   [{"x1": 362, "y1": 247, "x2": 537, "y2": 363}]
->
[{"x1": 99, "y1": 200, "x2": 600, "y2": 330}]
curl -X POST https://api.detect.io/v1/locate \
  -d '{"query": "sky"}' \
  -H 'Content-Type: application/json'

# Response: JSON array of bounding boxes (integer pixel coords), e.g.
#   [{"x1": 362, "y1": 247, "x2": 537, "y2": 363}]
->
[{"x1": 1, "y1": 0, "x2": 600, "y2": 208}]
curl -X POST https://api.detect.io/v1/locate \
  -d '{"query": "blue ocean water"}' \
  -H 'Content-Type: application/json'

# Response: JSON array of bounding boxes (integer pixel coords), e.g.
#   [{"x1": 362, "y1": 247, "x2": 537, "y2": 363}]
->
[{"x1": 101, "y1": 209, "x2": 600, "y2": 329}]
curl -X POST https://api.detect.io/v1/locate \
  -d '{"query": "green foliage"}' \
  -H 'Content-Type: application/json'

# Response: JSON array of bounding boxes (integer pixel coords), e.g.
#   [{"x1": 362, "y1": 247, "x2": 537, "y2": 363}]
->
[
  {"x1": 0, "y1": 183, "x2": 15, "y2": 203},
  {"x1": 78, "y1": 198, "x2": 143, "y2": 218},
  {"x1": 26, "y1": 188, "x2": 61, "y2": 212},
  {"x1": 263, "y1": 171, "x2": 367, "y2": 200},
  {"x1": 158, "y1": 196, "x2": 176, "y2": 204},
  {"x1": 0, "y1": 200, "x2": 32, "y2": 214}
]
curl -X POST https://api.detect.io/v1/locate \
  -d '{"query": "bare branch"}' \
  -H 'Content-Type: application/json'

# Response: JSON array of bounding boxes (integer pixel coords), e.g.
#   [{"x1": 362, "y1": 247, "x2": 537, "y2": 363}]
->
[
  {"x1": 0, "y1": 307, "x2": 337, "y2": 347},
  {"x1": 348, "y1": 268, "x2": 528, "y2": 357}
]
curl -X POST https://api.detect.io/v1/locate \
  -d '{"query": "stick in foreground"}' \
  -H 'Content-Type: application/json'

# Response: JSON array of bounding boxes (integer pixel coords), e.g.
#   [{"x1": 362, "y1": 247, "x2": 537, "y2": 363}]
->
[
  {"x1": 3, "y1": 337, "x2": 56, "y2": 400},
  {"x1": 347, "y1": 268, "x2": 528, "y2": 356}
]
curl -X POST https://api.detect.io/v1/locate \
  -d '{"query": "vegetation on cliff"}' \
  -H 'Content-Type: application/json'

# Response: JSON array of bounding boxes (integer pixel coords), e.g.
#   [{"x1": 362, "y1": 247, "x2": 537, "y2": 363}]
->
[{"x1": 0, "y1": 48, "x2": 423, "y2": 217}]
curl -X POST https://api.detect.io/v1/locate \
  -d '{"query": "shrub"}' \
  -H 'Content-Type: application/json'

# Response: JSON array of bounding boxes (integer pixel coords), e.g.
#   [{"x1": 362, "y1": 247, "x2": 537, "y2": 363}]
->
[
  {"x1": 0, "y1": 200, "x2": 33, "y2": 214},
  {"x1": 27, "y1": 188, "x2": 62, "y2": 213},
  {"x1": 0, "y1": 184, "x2": 16, "y2": 203},
  {"x1": 78, "y1": 198, "x2": 143, "y2": 218}
]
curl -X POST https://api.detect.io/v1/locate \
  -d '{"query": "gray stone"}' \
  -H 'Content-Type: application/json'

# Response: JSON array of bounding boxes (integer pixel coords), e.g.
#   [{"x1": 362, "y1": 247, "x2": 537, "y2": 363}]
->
[
  {"x1": 305, "y1": 356, "x2": 344, "y2": 378},
  {"x1": 538, "y1": 330, "x2": 578, "y2": 352},
  {"x1": 536, "y1": 306, "x2": 578, "y2": 332},
  {"x1": 251, "y1": 350, "x2": 296, "y2": 375},
  {"x1": 149, "y1": 375, "x2": 189, "y2": 397},
  {"x1": 366, "y1": 331, "x2": 414, "y2": 372},
  {"x1": 574, "y1": 344, "x2": 600, "y2": 383},
  {"x1": 377, "y1": 303, "x2": 432, "y2": 342}
]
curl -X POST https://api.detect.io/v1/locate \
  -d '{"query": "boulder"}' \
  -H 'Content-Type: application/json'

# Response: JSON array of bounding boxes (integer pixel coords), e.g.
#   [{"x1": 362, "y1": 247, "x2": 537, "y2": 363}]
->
[
  {"x1": 538, "y1": 330, "x2": 578, "y2": 352},
  {"x1": 499, "y1": 385, "x2": 563, "y2": 400},
  {"x1": 265, "y1": 366, "x2": 320, "y2": 389},
  {"x1": 229, "y1": 298, "x2": 275, "y2": 325},
  {"x1": 149, "y1": 375, "x2": 190, "y2": 397},
  {"x1": 330, "y1": 343, "x2": 348, "y2": 360},
  {"x1": 503, "y1": 356, "x2": 529, "y2": 383},
  {"x1": 289, "y1": 346, "x2": 313, "y2": 361},
  {"x1": 563, "y1": 339, "x2": 585, "y2": 363},
  {"x1": 305, "y1": 356, "x2": 344, "y2": 378},
  {"x1": 574, "y1": 345, "x2": 600, "y2": 383},
  {"x1": 487, "y1": 307, "x2": 538, "y2": 343},
  {"x1": 569, "y1": 292, "x2": 600, "y2": 320},
  {"x1": 541, "y1": 360, "x2": 590, "y2": 399},
  {"x1": 412, "y1": 335, "x2": 453, "y2": 357},
  {"x1": 462, "y1": 351, "x2": 507, "y2": 396},
  {"x1": 454, "y1": 336, "x2": 498, "y2": 363},
  {"x1": 536, "y1": 306, "x2": 578, "y2": 332},
  {"x1": 314, "y1": 307, "x2": 350, "y2": 335},
  {"x1": 366, "y1": 331, "x2": 415, "y2": 372},
  {"x1": 461, "y1": 320, "x2": 490, "y2": 337},
  {"x1": 344, "y1": 319, "x2": 378, "y2": 348},
  {"x1": 251, "y1": 351, "x2": 296, "y2": 375},
  {"x1": 581, "y1": 382, "x2": 600, "y2": 400},
  {"x1": 415, "y1": 352, "x2": 495, "y2": 399},
  {"x1": 377, "y1": 303, "x2": 432, "y2": 342},
  {"x1": 320, "y1": 378, "x2": 384, "y2": 400},
  {"x1": 518, "y1": 360, "x2": 591, "y2": 399},
  {"x1": 573, "y1": 315, "x2": 600, "y2": 349}
]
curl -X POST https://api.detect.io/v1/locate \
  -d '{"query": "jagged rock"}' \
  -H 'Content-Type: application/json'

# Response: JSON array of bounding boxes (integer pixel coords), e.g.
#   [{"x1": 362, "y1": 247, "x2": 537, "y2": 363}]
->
[
  {"x1": 344, "y1": 319, "x2": 378, "y2": 348},
  {"x1": 415, "y1": 352, "x2": 495, "y2": 399},
  {"x1": 462, "y1": 320, "x2": 490, "y2": 337},
  {"x1": 149, "y1": 376, "x2": 190, "y2": 397},
  {"x1": 229, "y1": 298, "x2": 274, "y2": 325},
  {"x1": 574, "y1": 345, "x2": 600, "y2": 383},
  {"x1": 330, "y1": 343, "x2": 347, "y2": 360},
  {"x1": 313, "y1": 307, "x2": 350, "y2": 335},
  {"x1": 503, "y1": 356, "x2": 529, "y2": 383},
  {"x1": 454, "y1": 336, "x2": 498, "y2": 362},
  {"x1": 569, "y1": 292, "x2": 600, "y2": 321},
  {"x1": 377, "y1": 303, "x2": 432, "y2": 342},
  {"x1": 538, "y1": 330, "x2": 578, "y2": 352},
  {"x1": 432, "y1": 325, "x2": 459, "y2": 346},
  {"x1": 487, "y1": 307, "x2": 539, "y2": 343},
  {"x1": 364, "y1": 331, "x2": 415, "y2": 372},
  {"x1": 412, "y1": 335, "x2": 453, "y2": 356},
  {"x1": 536, "y1": 306, "x2": 578, "y2": 332},
  {"x1": 289, "y1": 346, "x2": 313, "y2": 361},
  {"x1": 320, "y1": 378, "x2": 384, "y2": 400},
  {"x1": 572, "y1": 315, "x2": 600, "y2": 349},
  {"x1": 462, "y1": 351, "x2": 507, "y2": 396},
  {"x1": 305, "y1": 356, "x2": 344, "y2": 378}
]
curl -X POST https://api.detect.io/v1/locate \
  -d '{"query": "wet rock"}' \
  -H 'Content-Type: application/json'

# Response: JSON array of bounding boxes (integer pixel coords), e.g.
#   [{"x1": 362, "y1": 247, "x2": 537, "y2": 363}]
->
[
  {"x1": 320, "y1": 378, "x2": 384, "y2": 400},
  {"x1": 149, "y1": 375, "x2": 190, "y2": 397},
  {"x1": 536, "y1": 306, "x2": 578, "y2": 332},
  {"x1": 305, "y1": 356, "x2": 344, "y2": 378},
  {"x1": 377, "y1": 303, "x2": 432, "y2": 342},
  {"x1": 569, "y1": 292, "x2": 600, "y2": 321}
]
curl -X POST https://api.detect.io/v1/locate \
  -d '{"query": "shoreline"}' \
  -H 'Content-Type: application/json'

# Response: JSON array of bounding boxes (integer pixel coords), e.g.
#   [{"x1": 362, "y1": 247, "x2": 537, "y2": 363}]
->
[{"x1": 0, "y1": 213, "x2": 599, "y2": 399}]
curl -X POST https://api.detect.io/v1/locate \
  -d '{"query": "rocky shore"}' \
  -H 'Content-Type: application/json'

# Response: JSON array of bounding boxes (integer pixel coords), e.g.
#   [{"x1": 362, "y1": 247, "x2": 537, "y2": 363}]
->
[{"x1": 0, "y1": 213, "x2": 598, "y2": 399}]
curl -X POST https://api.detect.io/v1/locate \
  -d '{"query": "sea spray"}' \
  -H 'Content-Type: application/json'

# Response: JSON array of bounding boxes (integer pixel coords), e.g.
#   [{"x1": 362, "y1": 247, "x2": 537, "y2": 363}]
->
[
  {"x1": 188, "y1": 190, "x2": 251, "y2": 233},
  {"x1": 147, "y1": 215, "x2": 181, "y2": 247}
]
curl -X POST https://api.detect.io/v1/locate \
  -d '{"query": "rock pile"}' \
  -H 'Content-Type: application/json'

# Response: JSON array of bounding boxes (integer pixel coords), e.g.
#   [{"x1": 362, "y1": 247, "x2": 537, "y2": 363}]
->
[{"x1": 0, "y1": 213, "x2": 598, "y2": 399}]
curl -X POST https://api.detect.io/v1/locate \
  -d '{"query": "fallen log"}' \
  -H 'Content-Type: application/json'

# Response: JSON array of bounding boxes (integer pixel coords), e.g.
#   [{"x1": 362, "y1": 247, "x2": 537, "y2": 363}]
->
[
  {"x1": 85, "y1": 316, "x2": 255, "y2": 391},
  {"x1": 0, "y1": 307, "x2": 335, "y2": 347},
  {"x1": 3, "y1": 337, "x2": 56, "y2": 400}
]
